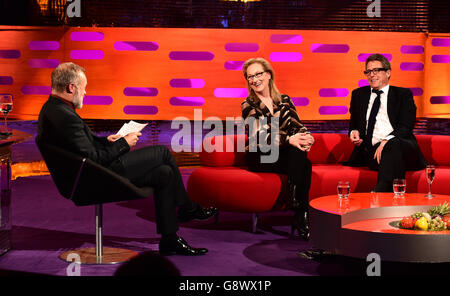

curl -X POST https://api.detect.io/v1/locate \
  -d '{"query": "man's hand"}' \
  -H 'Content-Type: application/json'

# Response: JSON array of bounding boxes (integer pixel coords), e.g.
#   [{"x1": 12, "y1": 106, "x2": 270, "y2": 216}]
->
[
  {"x1": 373, "y1": 140, "x2": 388, "y2": 164},
  {"x1": 289, "y1": 133, "x2": 314, "y2": 152},
  {"x1": 124, "y1": 132, "x2": 142, "y2": 148},
  {"x1": 350, "y1": 130, "x2": 363, "y2": 146},
  {"x1": 107, "y1": 134, "x2": 121, "y2": 143}
]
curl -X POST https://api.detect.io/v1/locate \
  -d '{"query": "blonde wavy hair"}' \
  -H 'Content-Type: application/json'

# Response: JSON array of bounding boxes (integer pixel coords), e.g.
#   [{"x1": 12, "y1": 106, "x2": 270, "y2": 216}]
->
[{"x1": 242, "y1": 57, "x2": 282, "y2": 104}]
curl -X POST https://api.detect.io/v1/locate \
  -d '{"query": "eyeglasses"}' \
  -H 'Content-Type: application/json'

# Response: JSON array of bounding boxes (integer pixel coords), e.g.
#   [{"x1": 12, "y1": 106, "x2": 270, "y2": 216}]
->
[
  {"x1": 246, "y1": 71, "x2": 265, "y2": 81},
  {"x1": 364, "y1": 68, "x2": 387, "y2": 76}
]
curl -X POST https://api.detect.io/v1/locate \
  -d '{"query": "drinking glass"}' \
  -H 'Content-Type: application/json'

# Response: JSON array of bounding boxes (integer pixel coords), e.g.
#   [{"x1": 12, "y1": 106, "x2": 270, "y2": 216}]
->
[
  {"x1": 393, "y1": 179, "x2": 406, "y2": 197},
  {"x1": 0, "y1": 95, "x2": 13, "y2": 135},
  {"x1": 337, "y1": 181, "x2": 350, "y2": 199},
  {"x1": 425, "y1": 165, "x2": 436, "y2": 199},
  {"x1": 338, "y1": 196, "x2": 350, "y2": 211}
]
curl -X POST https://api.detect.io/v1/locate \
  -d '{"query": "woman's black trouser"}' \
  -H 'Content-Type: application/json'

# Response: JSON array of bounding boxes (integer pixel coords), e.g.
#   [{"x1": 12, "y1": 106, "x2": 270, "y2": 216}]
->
[{"x1": 245, "y1": 145, "x2": 312, "y2": 210}]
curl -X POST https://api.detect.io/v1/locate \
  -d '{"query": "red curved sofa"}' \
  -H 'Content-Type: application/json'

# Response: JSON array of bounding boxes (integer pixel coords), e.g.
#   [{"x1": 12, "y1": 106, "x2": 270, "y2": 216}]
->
[{"x1": 187, "y1": 133, "x2": 450, "y2": 214}]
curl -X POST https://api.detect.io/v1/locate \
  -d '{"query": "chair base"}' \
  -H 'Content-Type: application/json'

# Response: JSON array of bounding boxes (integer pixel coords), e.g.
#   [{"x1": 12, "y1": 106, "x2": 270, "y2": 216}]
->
[
  {"x1": 252, "y1": 213, "x2": 258, "y2": 233},
  {"x1": 59, "y1": 247, "x2": 139, "y2": 265}
]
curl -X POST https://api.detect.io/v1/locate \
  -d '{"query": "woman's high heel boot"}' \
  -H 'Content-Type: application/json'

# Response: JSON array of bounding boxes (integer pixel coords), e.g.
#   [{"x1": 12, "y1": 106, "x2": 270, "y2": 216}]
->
[
  {"x1": 291, "y1": 208, "x2": 310, "y2": 240},
  {"x1": 287, "y1": 178, "x2": 301, "y2": 209}
]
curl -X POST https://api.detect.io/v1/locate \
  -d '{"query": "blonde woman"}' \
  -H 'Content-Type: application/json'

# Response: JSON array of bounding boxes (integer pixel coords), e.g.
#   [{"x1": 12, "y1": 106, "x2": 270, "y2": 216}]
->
[{"x1": 241, "y1": 58, "x2": 314, "y2": 240}]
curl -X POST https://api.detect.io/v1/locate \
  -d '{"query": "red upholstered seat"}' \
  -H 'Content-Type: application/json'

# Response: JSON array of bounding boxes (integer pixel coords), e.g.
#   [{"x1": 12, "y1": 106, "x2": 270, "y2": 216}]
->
[
  {"x1": 310, "y1": 165, "x2": 377, "y2": 199},
  {"x1": 187, "y1": 167, "x2": 286, "y2": 212},
  {"x1": 187, "y1": 133, "x2": 450, "y2": 213},
  {"x1": 410, "y1": 135, "x2": 450, "y2": 195}
]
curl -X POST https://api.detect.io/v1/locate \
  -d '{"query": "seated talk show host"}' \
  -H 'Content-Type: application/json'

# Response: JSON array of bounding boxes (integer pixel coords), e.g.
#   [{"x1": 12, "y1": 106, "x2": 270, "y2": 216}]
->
[
  {"x1": 346, "y1": 54, "x2": 426, "y2": 192},
  {"x1": 241, "y1": 58, "x2": 314, "y2": 240},
  {"x1": 37, "y1": 62, "x2": 217, "y2": 256}
]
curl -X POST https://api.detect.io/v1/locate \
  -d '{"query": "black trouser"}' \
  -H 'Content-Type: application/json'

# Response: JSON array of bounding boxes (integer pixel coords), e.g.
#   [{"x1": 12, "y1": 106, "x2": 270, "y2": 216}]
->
[
  {"x1": 366, "y1": 138, "x2": 426, "y2": 192},
  {"x1": 109, "y1": 145, "x2": 193, "y2": 235},
  {"x1": 245, "y1": 145, "x2": 312, "y2": 209}
]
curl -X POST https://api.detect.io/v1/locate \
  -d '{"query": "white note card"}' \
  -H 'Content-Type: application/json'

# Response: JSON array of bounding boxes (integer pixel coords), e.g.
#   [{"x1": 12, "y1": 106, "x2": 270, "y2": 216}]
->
[{"x1": 116, "y1": 120, "x2": 148, "y2": 137}]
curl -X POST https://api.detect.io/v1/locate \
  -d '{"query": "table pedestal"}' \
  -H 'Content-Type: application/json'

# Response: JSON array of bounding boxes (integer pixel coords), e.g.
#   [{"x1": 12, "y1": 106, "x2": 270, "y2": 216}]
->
[
  {"x1": 310, "y1": 193, "x2": 450, "y2": 263},
  {"x1": 0, "y1": 147, "x2": 11, "y2": 256},
  {"x1": 0, "y1": 130, "x2": 32, "y2": 256}
]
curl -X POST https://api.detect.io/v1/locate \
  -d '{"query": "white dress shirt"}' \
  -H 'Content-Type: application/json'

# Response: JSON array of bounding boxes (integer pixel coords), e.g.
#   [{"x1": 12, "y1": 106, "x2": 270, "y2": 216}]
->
[
  {"x1": 350, "y1": 84, "x2": 395, "y2": 146},
  {"x1": 366, "y1": 84, "x2": 394, "y2": 145}
]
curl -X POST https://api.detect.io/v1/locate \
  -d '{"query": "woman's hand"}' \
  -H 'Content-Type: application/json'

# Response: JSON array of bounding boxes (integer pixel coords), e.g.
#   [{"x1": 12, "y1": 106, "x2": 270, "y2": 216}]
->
[{"x1": 289, "y1": 133, "x2": 314, "y2": 152}]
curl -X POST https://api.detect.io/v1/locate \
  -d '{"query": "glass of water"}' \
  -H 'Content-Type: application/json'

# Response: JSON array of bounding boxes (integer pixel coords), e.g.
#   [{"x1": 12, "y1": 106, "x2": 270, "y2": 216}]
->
[
  {"x1": 337, "y1": 181, "x2": 350, "y2": 199},
  {"x1": 393, "y1": 179, "x2": 406, "y2": 197}
]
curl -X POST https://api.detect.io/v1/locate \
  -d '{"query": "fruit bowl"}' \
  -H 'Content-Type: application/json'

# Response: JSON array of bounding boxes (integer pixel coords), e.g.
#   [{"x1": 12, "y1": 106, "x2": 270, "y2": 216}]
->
[{"x1": 397, "y1": 202, "x2": 450, "y2": 231}]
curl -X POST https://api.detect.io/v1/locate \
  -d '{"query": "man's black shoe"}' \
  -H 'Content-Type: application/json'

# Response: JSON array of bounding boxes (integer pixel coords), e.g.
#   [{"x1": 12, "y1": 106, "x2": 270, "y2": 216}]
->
[
  {"x1": 159, "y1": 236, "x2": 208, "y2": 256},
  {"x1": 178, "y1": 206, "x2": 218, "y2": 223},
  {"x1": 297, "y1": 249, "x2": 326, "y2": 260}
]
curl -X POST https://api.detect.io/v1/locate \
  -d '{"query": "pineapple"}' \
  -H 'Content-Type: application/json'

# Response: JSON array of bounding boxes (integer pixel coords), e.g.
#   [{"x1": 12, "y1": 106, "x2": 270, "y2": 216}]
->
[
  {"x1": 411, "y1": 212, "x2": 423, "y2": 219},
  {"x1": 427, "y1": 202, "x2": 450, "y2": 218}
]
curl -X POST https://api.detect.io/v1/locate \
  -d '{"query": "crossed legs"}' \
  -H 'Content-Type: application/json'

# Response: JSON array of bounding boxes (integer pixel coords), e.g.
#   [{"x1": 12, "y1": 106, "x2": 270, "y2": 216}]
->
[
  {"x1": 112, "y1": 145, "x2": 194, "y2": 235},
  {"x1": 369, "y1": 138, "x2": 425, "y2": 192}
]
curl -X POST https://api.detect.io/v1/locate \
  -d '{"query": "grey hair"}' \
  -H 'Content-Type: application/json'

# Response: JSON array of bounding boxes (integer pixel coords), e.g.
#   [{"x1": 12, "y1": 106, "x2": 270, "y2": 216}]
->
[{"x1": 51, "y1": 62, "x2": 86, "y2": 93}]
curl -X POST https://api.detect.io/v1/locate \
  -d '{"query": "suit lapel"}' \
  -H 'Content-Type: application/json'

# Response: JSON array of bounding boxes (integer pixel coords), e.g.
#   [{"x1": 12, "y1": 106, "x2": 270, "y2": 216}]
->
[
  {"x1": 361, "y1": 87, "x2": 371, "y2": 113},
  {"x1": 386, "y1": 86, "x2": 396, "y2": 125},
  {"x1": 360, "y1": 86, "x2": 371, "y2": 134}
]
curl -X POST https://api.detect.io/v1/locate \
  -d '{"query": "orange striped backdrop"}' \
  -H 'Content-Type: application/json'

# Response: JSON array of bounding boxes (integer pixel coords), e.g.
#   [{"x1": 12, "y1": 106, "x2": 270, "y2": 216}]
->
[{"x1": 0, "y1": 26, "x2": 449, "y2": 120}]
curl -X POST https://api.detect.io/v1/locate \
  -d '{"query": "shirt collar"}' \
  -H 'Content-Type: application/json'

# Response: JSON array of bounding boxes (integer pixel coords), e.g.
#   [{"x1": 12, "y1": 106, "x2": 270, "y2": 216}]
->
[
  {"x1": 370, "y1": 84, "x2": 389, "y2": 96},
  {"x1": 51, "y1": 94, "x2": 75, "y2": 110}
]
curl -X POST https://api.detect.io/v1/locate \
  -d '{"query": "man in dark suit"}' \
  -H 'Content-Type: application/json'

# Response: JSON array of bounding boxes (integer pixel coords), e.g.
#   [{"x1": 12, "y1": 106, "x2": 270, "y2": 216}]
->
[
  {"x1": 37, "y1": 62, "x2": 217, "y2": 256},
  {"x1": 346, "y1": 54, "x2": 426, "y2": 192}
]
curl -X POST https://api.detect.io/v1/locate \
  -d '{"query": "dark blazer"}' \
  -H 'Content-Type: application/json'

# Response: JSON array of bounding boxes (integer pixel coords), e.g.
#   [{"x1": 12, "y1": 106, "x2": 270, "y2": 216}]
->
[
  {"x1": 37, "y1": 95, "x2": 130, "y2": 167},
  {"x1": 347, "y1": 85, "x2": 426, "y2": 168}
]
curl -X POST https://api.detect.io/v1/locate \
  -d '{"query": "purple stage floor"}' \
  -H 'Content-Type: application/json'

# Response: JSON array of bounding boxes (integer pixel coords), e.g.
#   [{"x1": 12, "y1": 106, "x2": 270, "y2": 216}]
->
[
  {"x1": 2, "y1": 174, "x2": 320, "y2": 276},
  {"x1": 4, "y1": 174, "x2": 450, "y2": 277},
  {"x1": 1, "y1": 121, "x2": 449, "y2": 276}
]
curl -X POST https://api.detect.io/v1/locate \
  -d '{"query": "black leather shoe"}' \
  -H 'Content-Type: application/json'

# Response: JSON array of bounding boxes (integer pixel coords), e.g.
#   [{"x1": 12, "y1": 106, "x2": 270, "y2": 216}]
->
[
  {"x1": 178, "y1": 206, "x2": 218, "y2": 223},
  {"x1": 159, "y1": 236, "x2": 208, "y2": 256},
  {"x1": 298, "y1": 249, "x2": 327, "y2": 260}
]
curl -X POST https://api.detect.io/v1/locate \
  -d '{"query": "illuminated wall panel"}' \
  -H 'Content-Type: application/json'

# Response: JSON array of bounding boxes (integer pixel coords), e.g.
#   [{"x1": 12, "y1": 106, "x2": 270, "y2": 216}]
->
[
  {"x1": 0, "y1": 26, "x2": 448, "y2": 120},
  {"x1": 423, "y1": 34, "x2": 450, "y2": 118}
]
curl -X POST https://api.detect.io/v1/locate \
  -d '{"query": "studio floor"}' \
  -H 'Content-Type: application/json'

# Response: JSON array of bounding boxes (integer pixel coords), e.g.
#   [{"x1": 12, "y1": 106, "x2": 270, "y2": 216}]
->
[{"x1": 1, "y1": 121, "x2": 449, "y2": 277}]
